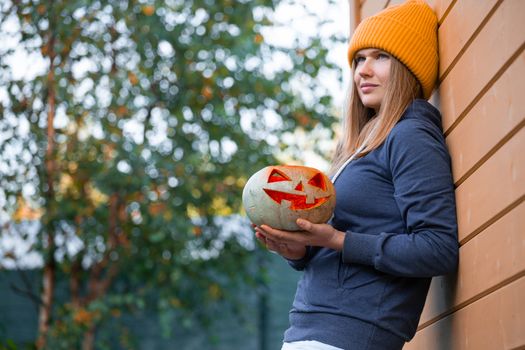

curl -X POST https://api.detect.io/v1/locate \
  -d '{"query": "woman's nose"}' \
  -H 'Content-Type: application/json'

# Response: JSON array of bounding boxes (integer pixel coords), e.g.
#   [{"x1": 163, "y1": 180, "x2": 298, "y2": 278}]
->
[{"x1": 358, "y1": 59, "x2": 373, "y2": 77}]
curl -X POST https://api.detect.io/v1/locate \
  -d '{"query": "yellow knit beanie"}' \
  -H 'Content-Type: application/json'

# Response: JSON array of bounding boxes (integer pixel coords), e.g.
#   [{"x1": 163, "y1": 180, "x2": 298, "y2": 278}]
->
[{"x1": 347, "y1": 0, "x2": 438, "y2": 99}]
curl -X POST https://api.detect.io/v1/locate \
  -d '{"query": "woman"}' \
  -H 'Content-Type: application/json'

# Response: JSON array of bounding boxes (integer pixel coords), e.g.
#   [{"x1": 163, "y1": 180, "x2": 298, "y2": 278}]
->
[{"x1": 254, "y1": 1, "x2": 459, "y2": 349}]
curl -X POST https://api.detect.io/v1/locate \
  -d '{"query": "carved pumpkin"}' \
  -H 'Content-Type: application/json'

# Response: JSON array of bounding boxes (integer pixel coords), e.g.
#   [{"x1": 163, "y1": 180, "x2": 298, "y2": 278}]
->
[{"x1": 242, "y1": 165, "x2": 336, "y2": 231}]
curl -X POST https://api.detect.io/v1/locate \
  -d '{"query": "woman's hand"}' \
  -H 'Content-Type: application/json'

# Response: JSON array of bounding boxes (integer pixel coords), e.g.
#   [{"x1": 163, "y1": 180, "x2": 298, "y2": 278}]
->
[
  {"x1": 254, "y1": 219, "x2": 346, "y2": 259},
  {"x1": 255, "y1": 228, "x2": 307, "y2": 260}
]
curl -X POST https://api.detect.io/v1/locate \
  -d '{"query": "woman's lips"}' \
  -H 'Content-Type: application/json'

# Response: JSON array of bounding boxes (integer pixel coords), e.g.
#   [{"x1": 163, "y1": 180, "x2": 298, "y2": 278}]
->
[{"x1": 360, "y1": 83, "x2": 378, "y2": 93}]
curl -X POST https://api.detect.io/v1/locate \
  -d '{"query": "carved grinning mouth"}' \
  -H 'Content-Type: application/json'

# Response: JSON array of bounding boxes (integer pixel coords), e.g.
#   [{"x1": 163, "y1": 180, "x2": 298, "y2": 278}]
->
[{"x1": 262, "y1": 188, "x2": 329, "y2": 210}]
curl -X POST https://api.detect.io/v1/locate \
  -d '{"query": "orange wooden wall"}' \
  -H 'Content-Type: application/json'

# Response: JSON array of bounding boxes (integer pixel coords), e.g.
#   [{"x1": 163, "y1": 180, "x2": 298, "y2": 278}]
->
[{"x1": 351, "y1": 1, "x2": 525, "y2": 348}]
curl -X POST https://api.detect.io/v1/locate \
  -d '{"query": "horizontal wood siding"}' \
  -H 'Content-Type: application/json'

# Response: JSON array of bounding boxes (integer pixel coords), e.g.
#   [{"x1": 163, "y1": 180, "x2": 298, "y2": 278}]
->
[
  {"x1": 437, "y1": 0, "x2": 499, "y2": 80},
  {"x1": 411, "y1": 0, "x2": 525, "y2": 348},
  {"x1": 418, "y1": 200, "x2": 525, "y2": 327},
  {"x1": 434, "y1": 0, "x2": 454, "y2": 23},
  {"x1": 360, "y1": 0, "x2": 389, "y2": 19},
  {"x1": 406, "y1": 276, "x2": 525, "y2": 350},
  {"x1": 446, "y1": 52, "x2": 525, "y2": 185},
  {"x1": 454, "y1": 125, "x2": 525, "y2": 243},
  {"x1": 439, "y1": 0, "x2": 525, "y2": 133},
  {"x1": 352, "y1": 0, "x2": 525, "y2": 348},
  {"x1": 386, "y1": 0, "x2": 408, "y2": 7},
  {"x1": 360, "y1": 0, "x2": 435, "y2": 20}
]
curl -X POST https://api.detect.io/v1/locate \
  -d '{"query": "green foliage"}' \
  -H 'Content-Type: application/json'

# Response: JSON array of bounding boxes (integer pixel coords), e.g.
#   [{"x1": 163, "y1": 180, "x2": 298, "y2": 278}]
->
[
  {"x1": 0, "y1": 339, "x2": 18, "y2": 350},
  {"x1": 0, "y1": 0, "x2": 341, "y2": 347}
]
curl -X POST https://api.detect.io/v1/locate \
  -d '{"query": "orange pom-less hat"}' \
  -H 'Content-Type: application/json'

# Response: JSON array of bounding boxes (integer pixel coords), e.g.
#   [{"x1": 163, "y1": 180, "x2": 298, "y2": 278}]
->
[{"x1": 347, "y1": 0, "x2": 438, "y2": 99}]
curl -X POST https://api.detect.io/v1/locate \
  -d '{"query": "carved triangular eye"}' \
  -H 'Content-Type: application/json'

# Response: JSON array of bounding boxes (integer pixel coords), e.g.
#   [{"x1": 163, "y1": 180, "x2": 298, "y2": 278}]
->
[
  {"x1": 268, "y1": 168, "x2": 291, "y2": 183},
  {"x1": 308, "y1": 172, "x2": 326, "y2": 190}
]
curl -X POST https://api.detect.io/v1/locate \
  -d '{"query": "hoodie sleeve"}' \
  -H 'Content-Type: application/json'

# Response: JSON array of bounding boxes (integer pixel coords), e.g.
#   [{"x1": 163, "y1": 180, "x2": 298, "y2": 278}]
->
[{"x1": 342, "y1": 112, "x2": 459, "y2": 278}]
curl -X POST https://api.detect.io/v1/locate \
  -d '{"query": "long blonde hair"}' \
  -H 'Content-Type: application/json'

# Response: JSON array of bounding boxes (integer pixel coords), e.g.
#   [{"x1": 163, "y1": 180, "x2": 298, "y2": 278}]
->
[{"x1": 329, "y1": 57, "x2": 423, "y2": 176}]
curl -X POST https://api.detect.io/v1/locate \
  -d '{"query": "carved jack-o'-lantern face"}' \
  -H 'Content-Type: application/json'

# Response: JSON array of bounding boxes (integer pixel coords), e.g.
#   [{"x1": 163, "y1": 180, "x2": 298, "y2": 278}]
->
[
  {"x1": 242, "y1": 165, "x2": 336, "y2": 231},
  {"x1": 263, "y1": 168, "x2": 330, "y2": 210}
]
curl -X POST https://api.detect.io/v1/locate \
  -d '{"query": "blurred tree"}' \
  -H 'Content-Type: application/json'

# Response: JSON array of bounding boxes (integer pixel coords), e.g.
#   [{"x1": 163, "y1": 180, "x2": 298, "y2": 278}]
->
[{"x1": 0, "y1": 0, "x2": 342, "y2": 349}]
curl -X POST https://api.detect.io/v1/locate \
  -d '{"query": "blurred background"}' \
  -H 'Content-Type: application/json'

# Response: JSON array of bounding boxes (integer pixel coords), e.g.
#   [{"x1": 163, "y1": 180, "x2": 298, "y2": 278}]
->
[{"x1": 0, "y1": 0, "x2": 349, "y2": 349}]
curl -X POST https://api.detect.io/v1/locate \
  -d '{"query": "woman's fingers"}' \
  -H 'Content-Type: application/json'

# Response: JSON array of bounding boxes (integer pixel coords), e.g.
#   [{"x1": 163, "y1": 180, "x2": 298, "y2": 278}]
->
[
  {"x1": 254, "y1": 227, "x2": 285, "y2": 253},
  {"x1": 256, "y1": 220, "x2": 344, "y2": 251},
  {"x1": 254, "y1": 225, "x2": 308, "y2": 259},
  {"x1": 255, "y1": 228, "x2": 277, "y2": 249},
  {"x1": 254, "y1": 230, "x2": 267, "y2": 246},
  {"x1": 260, "y1": 224, "x2": 299, "y2": 243}
]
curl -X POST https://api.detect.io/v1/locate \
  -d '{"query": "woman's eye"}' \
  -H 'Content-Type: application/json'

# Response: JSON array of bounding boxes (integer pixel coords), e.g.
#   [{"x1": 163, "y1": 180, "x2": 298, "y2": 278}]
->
[
  {"x1": 378, "y1": 53, "x2": 390, "y2": 60},
  {"x1": 354, "y1": 56, "x2": 365, "y2": 65}
]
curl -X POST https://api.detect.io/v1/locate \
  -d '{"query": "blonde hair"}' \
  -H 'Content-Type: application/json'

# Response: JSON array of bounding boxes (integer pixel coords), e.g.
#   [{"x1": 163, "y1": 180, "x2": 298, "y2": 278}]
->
[{"x1": 329, "y1": 57, "x2": 422, "y2": 176}]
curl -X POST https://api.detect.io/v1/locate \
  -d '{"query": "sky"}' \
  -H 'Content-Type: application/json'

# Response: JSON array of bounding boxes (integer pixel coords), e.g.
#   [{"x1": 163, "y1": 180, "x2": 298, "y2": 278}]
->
[{"x1": 267, "y1": 0, "x2": 351, "y2": 102}]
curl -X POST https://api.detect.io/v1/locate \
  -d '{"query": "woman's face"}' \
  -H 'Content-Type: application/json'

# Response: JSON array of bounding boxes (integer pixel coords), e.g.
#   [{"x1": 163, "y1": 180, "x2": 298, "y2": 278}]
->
[{"x1": 353, "y1": 48, "x2": 392, "y2": 112}]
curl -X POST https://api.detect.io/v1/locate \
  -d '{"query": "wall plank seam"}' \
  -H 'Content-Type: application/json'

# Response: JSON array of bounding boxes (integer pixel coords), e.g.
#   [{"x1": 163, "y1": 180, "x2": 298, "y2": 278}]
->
[
  {"x1": 459, "y1": 194, "x2": 525, "y2": 247},
  {"x1": 438, "y1": 0, "x2": 503, "y2": 82},
  {"x1": 417, "y1": 268, "x2": 525, "y2": 331},
  {"x1": 394, "y1": 0, "x2": 525, "y2": 347},
  {"x1": 443, "y1": 41, "x2": 525, "y2": 138},
  {"x1": 437, "y1": 0, "x2": 457, "y2": 26},
  {"x1": 416, "y1": 201, "x2": 525, "y2": 329},
  {"x1": 453, "y1": 118, "x2": 525, "y2": 188},
  {"x1": 408, "y1": 276, "x2": 525, "y2": 349}
]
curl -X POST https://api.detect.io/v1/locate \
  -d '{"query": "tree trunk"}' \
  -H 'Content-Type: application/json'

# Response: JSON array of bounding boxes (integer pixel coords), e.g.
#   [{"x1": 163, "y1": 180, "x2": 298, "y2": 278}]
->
[
  {"x1": 78, "y1": 194, "x2": 121, "y2": 349},
  {"x1": 36, "y1": 264, "x2": 55, "y2": 349},
  {"x1": 82, "y1": 326, "x2": 96, "y2": 350},
  {"x1": 36, "y1": 31, "x2": 57, "y2": 350}
]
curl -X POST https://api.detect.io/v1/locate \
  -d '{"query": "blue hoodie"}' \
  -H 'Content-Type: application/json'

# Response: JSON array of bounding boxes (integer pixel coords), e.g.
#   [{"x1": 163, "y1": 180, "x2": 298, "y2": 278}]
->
[{"x1": 283, "y1": 100, "x2": 459, "y2": 349}]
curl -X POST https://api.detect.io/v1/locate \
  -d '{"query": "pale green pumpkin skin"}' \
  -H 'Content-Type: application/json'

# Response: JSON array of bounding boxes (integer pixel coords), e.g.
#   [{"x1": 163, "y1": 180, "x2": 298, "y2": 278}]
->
[{"x1": 242, "y1": 165, "x2": 336, "y2": 231}]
